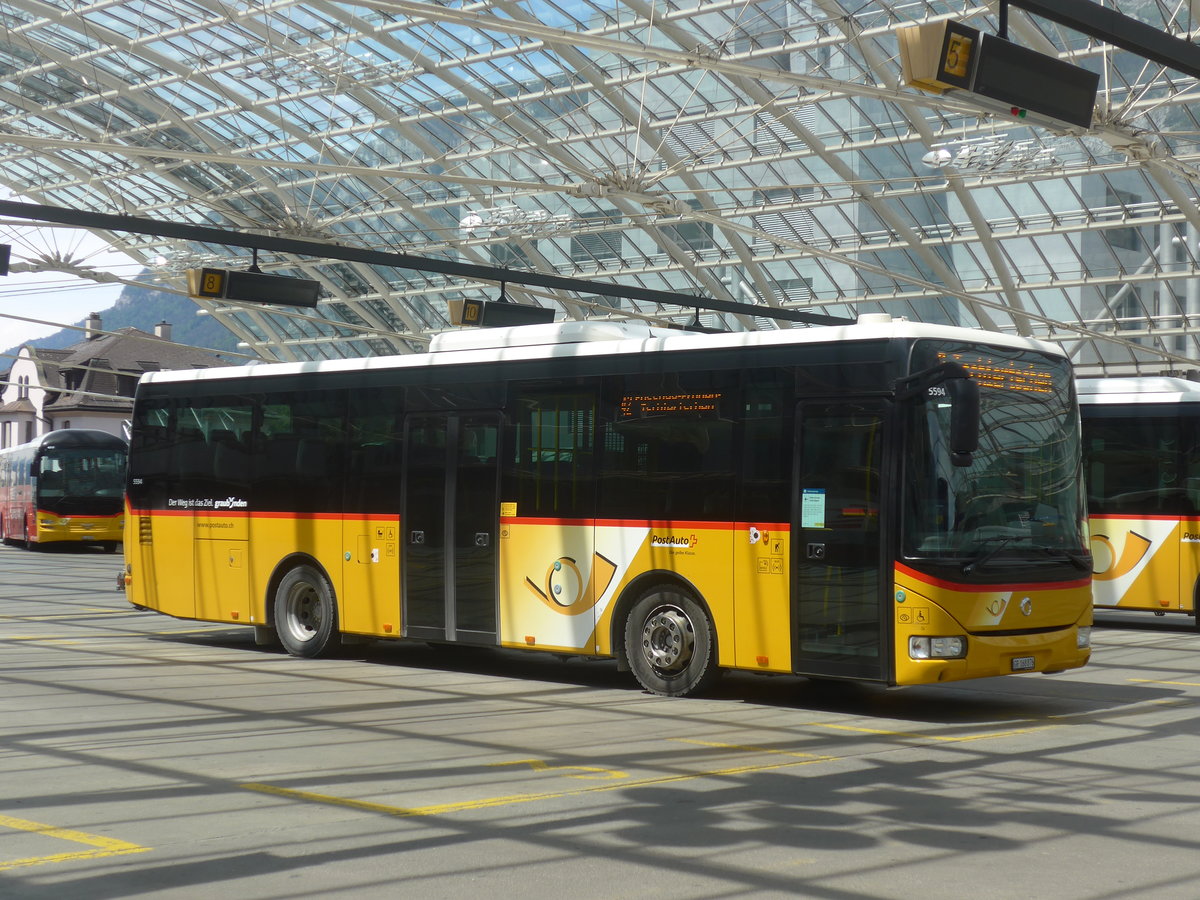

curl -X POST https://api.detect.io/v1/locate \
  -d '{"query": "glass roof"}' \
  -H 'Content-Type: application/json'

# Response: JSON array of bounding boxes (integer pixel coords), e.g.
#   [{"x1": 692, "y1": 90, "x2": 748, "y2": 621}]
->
[{"x1": 3, "y1": 0, "x2": 1200, "y2": 374}]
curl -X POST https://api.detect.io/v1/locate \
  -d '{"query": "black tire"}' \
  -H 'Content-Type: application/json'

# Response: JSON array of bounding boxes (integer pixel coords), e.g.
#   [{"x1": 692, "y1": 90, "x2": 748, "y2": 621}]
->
[
  {"x1": 274, "y1": 564, "x2": 341, "y2": 658},
  {"x1": 624, "y1": 586, "x2": 721, "y2": 697}
]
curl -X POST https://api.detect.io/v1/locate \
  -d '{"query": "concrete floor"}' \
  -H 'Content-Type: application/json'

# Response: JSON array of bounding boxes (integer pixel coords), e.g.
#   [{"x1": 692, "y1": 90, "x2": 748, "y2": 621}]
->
[{"x1": 1, "y1": 541, "x2": 1198, "y2": 899}]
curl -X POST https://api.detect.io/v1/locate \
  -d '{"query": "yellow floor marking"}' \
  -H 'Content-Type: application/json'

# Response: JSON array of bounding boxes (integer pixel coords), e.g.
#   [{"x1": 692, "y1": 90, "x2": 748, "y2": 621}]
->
[
  {"x1": 489, "y1": 759, "x2": 627, "y2": 780},
  {"x1": 242, "y1": 750, "x2": 839, "y2": 818},
  {"x1": 800, "y1": 722, "x2": 1048, "y2": 742},
  {"x1": 0, "y1": 814, "x2": 150, "y2": 872},
  {"x1": 673, "y1": 738, "x2": 827, "y2": 758},
  {"x1": 1130, "y1": 677, "x2": 1200, "y2": 687},
  {"x1": 154, "y1": 629, "x2": 228, "y2": 635},
  {"x1": 241, "y1": 722, "x2": 1050, "y2": 822}
]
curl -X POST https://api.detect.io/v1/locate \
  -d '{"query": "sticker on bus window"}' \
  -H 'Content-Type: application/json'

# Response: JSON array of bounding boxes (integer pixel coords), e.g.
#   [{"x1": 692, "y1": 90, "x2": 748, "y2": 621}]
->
[{"x1": 801, "y1": 489, "x2": 826, "y2": 528}]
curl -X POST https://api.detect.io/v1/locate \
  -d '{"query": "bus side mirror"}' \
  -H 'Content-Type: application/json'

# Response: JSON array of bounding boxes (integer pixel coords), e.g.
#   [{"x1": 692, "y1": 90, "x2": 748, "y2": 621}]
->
[
  {"x1": 895, "y1": 361, "x2": 980, "y2": 468},
  {"x1": 28, "y1": 463, "x2": 37, "y2": 478},
  {"x1": 946, "y1": 370, "x2": 979, "y2": 467}
]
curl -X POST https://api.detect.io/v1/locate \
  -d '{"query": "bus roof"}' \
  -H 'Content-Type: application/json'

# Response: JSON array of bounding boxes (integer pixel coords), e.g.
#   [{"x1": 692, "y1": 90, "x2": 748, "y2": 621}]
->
[
  {"x1": 138, "y1": 314, "x2": 1068, "y2": 387},
  {"x1": 0, "y1": 428, "x2": 127, "y2": 456},
  {"x1": 1076, "y1": 376, "x2": 1200, "y2": 404}
]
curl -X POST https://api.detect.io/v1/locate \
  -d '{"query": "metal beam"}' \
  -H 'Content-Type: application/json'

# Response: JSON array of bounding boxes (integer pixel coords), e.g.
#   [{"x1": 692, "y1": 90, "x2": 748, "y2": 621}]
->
[
  {"x1": 1008, "y1": 0, "x2": 1200, "y2": 79},
  {"x1": 0, "y1": 199, "x2": 851, "y2": 328}
]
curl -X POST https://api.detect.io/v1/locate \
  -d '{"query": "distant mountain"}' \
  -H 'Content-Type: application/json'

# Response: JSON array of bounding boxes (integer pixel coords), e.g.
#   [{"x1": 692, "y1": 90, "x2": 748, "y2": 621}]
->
[{"x1": 3, "y1": 274, "x2": 241, "y2": 358}]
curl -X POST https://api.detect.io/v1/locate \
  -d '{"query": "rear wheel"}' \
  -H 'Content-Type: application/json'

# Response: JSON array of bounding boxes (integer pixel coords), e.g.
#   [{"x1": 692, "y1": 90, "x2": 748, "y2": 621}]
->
[
  {"x1": 274, "y1": 564, "x2": 341, "y2": 658},
  {"x1": 624, "y1": 586, "x2": 720, "y2": 697}
]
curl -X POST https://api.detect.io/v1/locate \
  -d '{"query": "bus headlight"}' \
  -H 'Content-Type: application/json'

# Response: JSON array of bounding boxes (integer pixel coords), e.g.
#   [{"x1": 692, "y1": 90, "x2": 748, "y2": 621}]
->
[
  {"x1": 909, "y1": 635, "x2": 967, "y2": 660},
  {"x1": 1076, "y1": 626, "x2": 1092, "y2": 649}
]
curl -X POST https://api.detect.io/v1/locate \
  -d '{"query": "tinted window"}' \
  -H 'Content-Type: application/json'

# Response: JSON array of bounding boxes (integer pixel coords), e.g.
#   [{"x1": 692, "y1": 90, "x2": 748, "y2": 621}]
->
[
  {"x1": 345, "y1": 389, "x2": 404, "y2": 514},
  {"x1": 1083, "y1": 407, "x2": 1200, "y2": 516},
  {"x1": 505, "y1": 382, "x2": 597, "y2": 519},
  {"x1": 599, "y1": 370, "x2": 736, "y2": 521},
  {"x1": 737, "y1": 368, "x2": 793, "y2": 523},
  {"x1": 254, "y1": 390, "x2": 346, "y2": 513}
]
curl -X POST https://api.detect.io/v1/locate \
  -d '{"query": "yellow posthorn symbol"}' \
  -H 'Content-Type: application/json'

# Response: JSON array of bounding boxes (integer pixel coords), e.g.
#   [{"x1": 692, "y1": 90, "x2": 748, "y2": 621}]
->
[
  {"x1": 524, "y1": 553, "x2": 617, "y2": 614},
  {"x1": 1091, "y1": 531, "x2": 1151, "y2": 581}
]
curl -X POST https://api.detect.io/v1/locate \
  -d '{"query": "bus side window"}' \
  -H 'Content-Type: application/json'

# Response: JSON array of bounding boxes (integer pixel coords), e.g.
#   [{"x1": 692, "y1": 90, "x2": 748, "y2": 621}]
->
[
  {"x1": 346, "y1": 390, "x2": 403, "y2": 514},
  {"x1": 1085, "y1": 414, "x2": 1189, "y2": 514},
  {"x1": 738, "y1": 369, "x2": 792, "y2": 524},
  {"x1": 599, "y1": 370, "x2": 736, "y2": 521},
  {"x1": 506, "y1": 383, "x2": 597, "y2": 519},
  {"x1": 252, "y1": 390, "x2": 347, "y2": 513}
]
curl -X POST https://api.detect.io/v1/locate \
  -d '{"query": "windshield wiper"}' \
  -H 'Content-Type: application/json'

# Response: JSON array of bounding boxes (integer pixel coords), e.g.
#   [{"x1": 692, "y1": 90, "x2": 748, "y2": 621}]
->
[
  {"x1": 962, "y1": 536, "x2": 1016, "y2": 575},
  {"x1": 1035, "y1": 547, "x2": 1092, "y2": 571}
]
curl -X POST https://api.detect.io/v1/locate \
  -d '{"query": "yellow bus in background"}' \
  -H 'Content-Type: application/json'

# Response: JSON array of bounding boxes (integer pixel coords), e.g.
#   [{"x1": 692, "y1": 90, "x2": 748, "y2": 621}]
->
[
  {"x1": 1079, "y1": 376, "x2": 1200, "y2": 628},
  {"x1": 122, "y1": 316, "x2": 1092, "y2": 696}
]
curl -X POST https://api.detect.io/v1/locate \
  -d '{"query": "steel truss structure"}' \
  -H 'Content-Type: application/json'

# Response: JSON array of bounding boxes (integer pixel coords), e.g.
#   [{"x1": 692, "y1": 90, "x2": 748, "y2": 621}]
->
[{"x1": 3, "y1": 0, "x2": 1200, "y2": 374}]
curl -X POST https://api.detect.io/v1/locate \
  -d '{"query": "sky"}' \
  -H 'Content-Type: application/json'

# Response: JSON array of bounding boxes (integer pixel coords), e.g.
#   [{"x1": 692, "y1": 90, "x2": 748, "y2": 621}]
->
[{"x1": 0, "y1": 219, "x2": 135, "y2": 353}]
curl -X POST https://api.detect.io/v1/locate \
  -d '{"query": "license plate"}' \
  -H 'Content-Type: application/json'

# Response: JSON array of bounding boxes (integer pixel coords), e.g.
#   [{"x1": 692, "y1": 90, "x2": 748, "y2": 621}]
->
[{"x1": 1011, "y1": 656, "x2": 1036, "y2": 671}]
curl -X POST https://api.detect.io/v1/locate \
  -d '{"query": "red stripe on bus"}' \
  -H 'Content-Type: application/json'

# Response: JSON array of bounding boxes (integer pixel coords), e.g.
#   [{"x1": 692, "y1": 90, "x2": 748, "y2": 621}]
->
[
  {"x1": 126, "y1": 508, "x2": 382, "y2": 522},
  {"x1": 501, "y1": 517, "x2": 789, "y2": 530},
  {"x1": 1088, "y1": 514, "x2": 1190, "y2": 522},
  {"x1": 895, "y1": 561, "x2": 1090, "y2": 593},
  {"x1": 36, "y1": 509, "x2": 120, "y2": 519}
]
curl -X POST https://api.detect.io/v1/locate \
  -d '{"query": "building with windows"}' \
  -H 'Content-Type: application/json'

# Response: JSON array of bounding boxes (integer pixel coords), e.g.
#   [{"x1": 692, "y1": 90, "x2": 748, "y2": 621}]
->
[{"x1": 0, "y1": 314, "x2": 232, "y2": 448}]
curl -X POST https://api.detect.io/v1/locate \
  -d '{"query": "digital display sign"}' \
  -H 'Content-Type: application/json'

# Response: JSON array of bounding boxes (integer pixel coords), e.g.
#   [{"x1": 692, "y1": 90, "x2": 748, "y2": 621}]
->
[
  {"x1": 938, "y1": 352, "x2": 1056, "y2": 395},
  {"x1": 187, "y1": 267, "x2": 321, "y2": 307},
  {"x1": 972, "y1": 34, "x2": 1099, "y2": 131},
  {"x1": 619, "y1": 392, "x2": 722, "y2": 418}
]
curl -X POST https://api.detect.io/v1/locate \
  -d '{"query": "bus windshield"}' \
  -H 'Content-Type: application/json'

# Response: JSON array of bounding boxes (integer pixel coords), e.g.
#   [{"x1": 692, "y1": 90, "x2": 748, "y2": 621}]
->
[
  {"x1": 904, "y1": 346, "x2": 1087, "y2": 564},
  {"x1": 38, "y1": 448, "x2": 127, "y2": 513}
]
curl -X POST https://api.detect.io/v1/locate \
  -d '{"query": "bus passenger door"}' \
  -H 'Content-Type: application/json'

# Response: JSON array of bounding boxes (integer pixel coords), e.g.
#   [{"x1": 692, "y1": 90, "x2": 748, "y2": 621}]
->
[
  {"x1": 402, "y1": 413, "x2": 500, "y2": 643},
  {"x1": 793, "y1": 401, "x2": 887, "y2": 681}
]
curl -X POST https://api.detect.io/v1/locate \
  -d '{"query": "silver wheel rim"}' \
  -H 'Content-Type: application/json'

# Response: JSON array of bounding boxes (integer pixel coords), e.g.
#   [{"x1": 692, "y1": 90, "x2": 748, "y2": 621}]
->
[
  {"x1": 282, "y1": 579, "x2": 323, "y2": 644},
  {"x1": 639, "y1": 604, "x2": 695, "y2": 673}
]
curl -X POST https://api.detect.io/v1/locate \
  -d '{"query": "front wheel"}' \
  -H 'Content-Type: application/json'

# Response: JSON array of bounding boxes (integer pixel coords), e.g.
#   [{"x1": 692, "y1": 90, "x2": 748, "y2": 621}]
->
[
  {"x1": 274, "y1": 564, "x2": 341, "y2": 658},
  {"x1": 624, "y1": 586, "x2": 721, "y2": 697}
]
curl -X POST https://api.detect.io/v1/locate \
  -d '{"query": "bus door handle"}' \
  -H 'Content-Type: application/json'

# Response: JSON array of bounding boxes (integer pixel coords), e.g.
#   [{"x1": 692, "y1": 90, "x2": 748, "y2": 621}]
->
[
  {"x1": 475, "y1": 532, "x2": 490, "y2": 547},
  {"x1": 410, "y1": 530, "x2": 425, "y2": 545},
  {"x1": 807, "y1": 542, "x2": 826, "y2": 561}
]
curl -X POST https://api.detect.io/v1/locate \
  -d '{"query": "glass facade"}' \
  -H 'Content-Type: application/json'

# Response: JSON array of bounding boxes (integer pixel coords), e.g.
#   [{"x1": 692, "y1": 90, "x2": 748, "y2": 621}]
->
[{"x1": 2, "y1": 1, "x2": 1199, "y2": 373}]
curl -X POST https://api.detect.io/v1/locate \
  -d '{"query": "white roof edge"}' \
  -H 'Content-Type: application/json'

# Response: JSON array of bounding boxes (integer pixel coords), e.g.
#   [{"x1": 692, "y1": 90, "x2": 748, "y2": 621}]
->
[
  {"x1": 1077, "y1": 375, "x2": 1200, "y2": 402},
  {"x1": 426, "y1": 320, "x2": 688, "y2": 352},
  {"x1": 138, "y1": 318, "x2": 1064, "y2": 386}
]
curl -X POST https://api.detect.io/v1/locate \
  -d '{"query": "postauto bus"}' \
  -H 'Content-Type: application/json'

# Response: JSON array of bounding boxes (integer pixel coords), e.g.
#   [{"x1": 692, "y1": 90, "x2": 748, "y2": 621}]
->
[
  {"x1": 0, "y1": 428, "x2": 127, "y2": 551},
  {"x1": 121, "y1": 315, "x2": 1092, "y2": 695}
]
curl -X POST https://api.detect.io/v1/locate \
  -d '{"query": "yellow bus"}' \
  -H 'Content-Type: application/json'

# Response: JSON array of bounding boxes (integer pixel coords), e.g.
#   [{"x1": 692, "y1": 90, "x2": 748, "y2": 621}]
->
[
  {"x1": 122, "y1": 316, "x2": 1092, "y2": 695},
  {"x1": 1079, "y1": 376, "x2": 1200, "y2": 628},
  {"x1": 0, "y1": 429, "x2": 127, "y2": 551}
]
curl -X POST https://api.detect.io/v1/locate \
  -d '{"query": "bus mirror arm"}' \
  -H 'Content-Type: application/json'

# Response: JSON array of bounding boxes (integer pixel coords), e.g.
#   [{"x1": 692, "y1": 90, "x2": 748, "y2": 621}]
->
[{"x1": 895, "y1": 362, "x2": 980, "y2": 468}]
